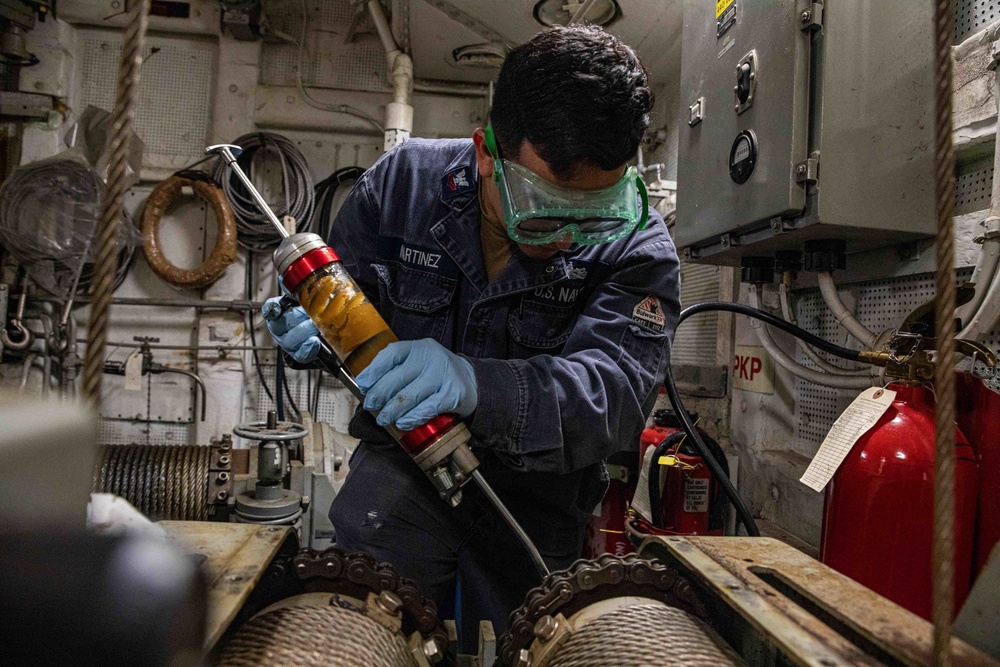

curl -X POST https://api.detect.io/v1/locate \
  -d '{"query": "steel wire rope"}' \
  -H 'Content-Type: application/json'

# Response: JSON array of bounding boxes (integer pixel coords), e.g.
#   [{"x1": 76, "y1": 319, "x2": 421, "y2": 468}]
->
[
  {"x1": 80, "y1": 0, "x2": 150, "y2": 406},
  {"x1": 931, "y1": 1, "x2": 958, "y2": 664},
  {"x1": 213, "y1": 132, "x2": 315, "y2": 252}
]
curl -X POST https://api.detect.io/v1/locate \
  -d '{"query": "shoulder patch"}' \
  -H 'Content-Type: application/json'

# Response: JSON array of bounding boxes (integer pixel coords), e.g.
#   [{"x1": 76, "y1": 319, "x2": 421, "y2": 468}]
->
[
  {"x1": 441, "y1": 167, "x2": 474, "y2": 199},
  {"x1": 632, "y1": 296, "x2": 665, "y2": 333}
]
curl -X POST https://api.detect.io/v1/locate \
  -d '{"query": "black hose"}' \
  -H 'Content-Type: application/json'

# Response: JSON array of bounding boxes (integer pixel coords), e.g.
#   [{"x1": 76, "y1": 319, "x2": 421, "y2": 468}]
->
[
  {"x1": 276, "y1": 353, "x2": 286, "y2": 421},
  {"x1": 663, "y1": 367, "x2": 760, "y2": 536},
  {"x1": 663, "y1": 299, "x2": 866, "y2": 537},
  {"x1": 314, "y1": 166, "x2": 364, "y2": 242},
  {"x1": 647, "y1": 432, "x2": 686, "y2": 528},
  {"x1": 680, "y1": 301, "x2": 862, "y2": 362}
]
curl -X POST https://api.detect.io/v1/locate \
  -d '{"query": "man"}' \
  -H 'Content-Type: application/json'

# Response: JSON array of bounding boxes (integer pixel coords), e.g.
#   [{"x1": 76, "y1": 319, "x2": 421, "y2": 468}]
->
[{"x1": 264, "y1": 25, "x2": 679, "y2": 644}]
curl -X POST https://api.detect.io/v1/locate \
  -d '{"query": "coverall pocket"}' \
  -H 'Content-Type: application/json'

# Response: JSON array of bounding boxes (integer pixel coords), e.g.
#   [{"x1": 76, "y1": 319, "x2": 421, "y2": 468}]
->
[
  {"x1": 507, "y1": 300, "x2": 577, "y2": 356},
  {"x1": 616, "y1": 324, "x2": 667, "y2": 399},
  {"x1": 373, "y1": 262, "x2": 456, "y2": 340}
]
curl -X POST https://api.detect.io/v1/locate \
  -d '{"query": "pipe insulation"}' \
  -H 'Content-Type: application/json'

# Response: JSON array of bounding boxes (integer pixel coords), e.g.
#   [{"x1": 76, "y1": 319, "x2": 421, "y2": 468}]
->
[
  {"x1": 750, "y1": 288, "x2": 876, "y2": 390},
  {"x1": 92, "y1": 445, "x2": 212, "y2": 521},
  {"x1": 816, "y1": 272, "x2": 879, "y2": 349},
  {"x1": 367, "y1": 0, "x2": 413, "y2": 151}
]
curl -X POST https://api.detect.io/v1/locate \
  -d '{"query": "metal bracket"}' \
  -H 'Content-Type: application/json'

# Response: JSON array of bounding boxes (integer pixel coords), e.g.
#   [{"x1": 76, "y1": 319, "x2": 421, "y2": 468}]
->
[
  {"x1": 720, "y1": 233, "x2": 739, "y2": 249},
  {"x1": 794, "y1": 157, "x2": 819, "y2": 184},
  {"x1": 800, "y1": 3, "x2": 823, "y2": 31},
  {"x1": 688, "y1": 96, "x2": 704, "y2": 127},
  {"x1": 0, "y1": 92, "x2": 52, "y2": 119},
  {"x1": 769, "y1": 217, "x2": 794, "y2": 235}
]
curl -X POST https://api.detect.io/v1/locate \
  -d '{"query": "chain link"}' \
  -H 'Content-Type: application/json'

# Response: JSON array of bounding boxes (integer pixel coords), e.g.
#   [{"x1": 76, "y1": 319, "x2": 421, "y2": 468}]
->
[
  {"x1": 290, "y1": 547, "x2": 451, "y2": 664},
  {"x1": 499, "y1": 554, "x2": 709, "y2": 666}
]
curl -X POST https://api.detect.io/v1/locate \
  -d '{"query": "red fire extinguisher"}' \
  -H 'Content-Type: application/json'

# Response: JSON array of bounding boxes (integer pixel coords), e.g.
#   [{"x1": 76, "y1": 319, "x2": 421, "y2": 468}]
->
[
  {"x1": 583, "y1": 451, "x2": 638, "y2": 559},
  {"x1": 820, "y1": 383, "x2": 978, "y2": 621},
  {"x1": 636, "y1": 410, "x2": 726, "y2": 536}
]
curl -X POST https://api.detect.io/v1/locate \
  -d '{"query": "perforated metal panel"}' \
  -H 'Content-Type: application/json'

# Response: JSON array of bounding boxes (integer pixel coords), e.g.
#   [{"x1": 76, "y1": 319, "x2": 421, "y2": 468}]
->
[
  {"x1": 672, "y1": 264, "x2": 721, "y2": 366},
  {"x1": 955, "y1": 159, "x2": 995, "y2": 216},
  {"x1": 954, "y1": 0, "x2": 1000, "y2": 43},
  {"x1": 791, "y1": 268, "x2": 980, "y2": 450},
  {"x1": 75, "y1": 30, "x2": 215, "y2": 169},
  {"x1": 259, "y1": 0, "x2": 390, "y2": 93},
  {"x1": 98, "y1": 420, "x2": 193, "y2": 447}
]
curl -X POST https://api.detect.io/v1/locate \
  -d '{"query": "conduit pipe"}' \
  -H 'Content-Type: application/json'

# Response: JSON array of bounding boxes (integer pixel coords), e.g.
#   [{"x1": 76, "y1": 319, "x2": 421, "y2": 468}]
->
[
  {"x1": 367, "y1": 0, "x2": 413, "y2": 151},
  {"x1": 750, "y1": 287, "x2": 876, "y2": 390},
  {"x1": 817, "y1": 272, "x2": 879, "y2": 348},
  {"x1": 778, "y1": 280, "x2": 870, "y2": 375},
  {"x1": 959, "y1": 58, "x2": 1000, "y2": 339}
]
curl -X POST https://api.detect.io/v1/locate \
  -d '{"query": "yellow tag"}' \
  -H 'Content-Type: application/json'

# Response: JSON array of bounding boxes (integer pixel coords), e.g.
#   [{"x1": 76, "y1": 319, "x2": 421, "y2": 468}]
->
[
  {"x1": 659, "y1": 455, "x2": 696, "y2": 470},
  {"x1": 716, "y1": 0, "x2": 734, "y2": 18}
]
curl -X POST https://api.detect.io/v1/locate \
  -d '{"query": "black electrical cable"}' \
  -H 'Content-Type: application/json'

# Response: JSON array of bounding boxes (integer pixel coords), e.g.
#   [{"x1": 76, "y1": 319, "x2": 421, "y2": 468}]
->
[
  {"x1": 246, "y1": 255, "x2": 275, "y2": 404},
  {"x1": 276, "y1": 353, "x2": 286, "y2": 421},
  {"x1": 647, "y1": 432, "x2": 685, "y2": 529},
  {"x1": 313, "y1": 166, "x2": 364, "y2": 241},
  {"x1": 311, "y1": 369, "x2": 323, "y2": 416},
  {"x1": 681, "y1": 301, "x2": 863, "y2": 362},
  {"x1": 283, "y1": 364, "x2": 301, "y2": 422}
]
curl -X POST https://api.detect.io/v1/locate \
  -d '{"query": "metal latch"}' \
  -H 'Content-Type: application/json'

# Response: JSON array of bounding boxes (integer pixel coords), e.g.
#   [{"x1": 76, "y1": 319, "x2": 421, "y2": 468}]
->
[
  {"x1": 794, "y1": 158, "x2": 819, "y2": 184},
  {"x1": 800, "y1": 3, "x2": 823, "y2": 31}
]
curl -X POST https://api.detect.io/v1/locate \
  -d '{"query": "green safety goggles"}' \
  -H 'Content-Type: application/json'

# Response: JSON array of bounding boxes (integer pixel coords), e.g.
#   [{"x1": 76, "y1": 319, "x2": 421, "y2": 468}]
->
[{"x1": 485, "y1": 125, "x2": 649, "y2": 246}]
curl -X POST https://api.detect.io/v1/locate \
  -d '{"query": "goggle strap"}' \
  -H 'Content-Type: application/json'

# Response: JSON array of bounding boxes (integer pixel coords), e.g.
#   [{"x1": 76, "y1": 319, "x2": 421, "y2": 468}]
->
[
  {"x1": 636, "y1": 176, "x2": 649, "y2": 230},
  {"x1": 484, "y1": 124, "x2": 499, "y2": 159}
]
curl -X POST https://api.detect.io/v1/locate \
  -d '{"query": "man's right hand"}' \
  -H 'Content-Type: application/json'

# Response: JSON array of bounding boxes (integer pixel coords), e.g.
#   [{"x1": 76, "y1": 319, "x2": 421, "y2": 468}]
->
[{"x1": 261, "y1": 297, "x2": 321, "y2": 364}]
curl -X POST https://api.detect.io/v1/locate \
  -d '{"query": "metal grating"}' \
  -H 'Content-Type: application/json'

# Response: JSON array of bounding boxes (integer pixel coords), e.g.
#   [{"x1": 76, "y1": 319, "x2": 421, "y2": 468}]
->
[
  {"x1": 792, "y1": 268, "x2": 979, "y2": 451},
  {"x1": 672, "y1": 264, "x2": 721, "y2": 366},
  {"x1": 98, "y1": 420, "x2": 193, "y2": 447},
  {"x1": 955, "y1": 159, "x2": 995, "y2": 216},
  {"x1": 76, "y1": 31, "x2": 215, "y2": 166},
  {"x1": 954, "y1": 0, "x2": 1000, "y2": 43},
  {"x1": 259, "y1": 0, "x2": 389, "y2": 93}
]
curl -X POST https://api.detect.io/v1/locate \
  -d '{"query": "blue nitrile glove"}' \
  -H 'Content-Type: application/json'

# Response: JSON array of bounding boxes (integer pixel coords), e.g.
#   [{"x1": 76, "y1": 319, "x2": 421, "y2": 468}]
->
[
  {"x1": 355, "y1": 338, "x2": 478, "y2": 431},
  {"x1": 261, "y1": 297, "x2": 321, "y2": 364}
]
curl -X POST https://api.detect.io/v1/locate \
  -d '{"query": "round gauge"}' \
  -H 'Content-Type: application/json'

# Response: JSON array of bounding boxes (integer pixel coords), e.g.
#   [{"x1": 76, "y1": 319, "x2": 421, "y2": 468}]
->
[{"x1": 729, "y1": 130, "x2": 758, "y2": 184}]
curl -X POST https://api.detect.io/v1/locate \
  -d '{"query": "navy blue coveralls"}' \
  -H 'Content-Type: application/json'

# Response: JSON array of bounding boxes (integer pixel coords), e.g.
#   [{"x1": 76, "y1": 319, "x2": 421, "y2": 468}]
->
[{"x1": 327, "y1": 138, "x2": 680, "y2": 643}]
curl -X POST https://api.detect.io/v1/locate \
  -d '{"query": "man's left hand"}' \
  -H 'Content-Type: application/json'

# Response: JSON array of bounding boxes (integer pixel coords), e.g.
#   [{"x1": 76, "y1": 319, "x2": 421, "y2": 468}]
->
[{"x1": 356, "y1": 339, "x2": 478, "y2": 431}]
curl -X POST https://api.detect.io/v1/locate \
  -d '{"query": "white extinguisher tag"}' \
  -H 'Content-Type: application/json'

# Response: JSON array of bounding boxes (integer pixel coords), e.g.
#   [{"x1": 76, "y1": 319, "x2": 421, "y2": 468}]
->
[{"x1": 800, "y1": 386, "x2": 896, "y2": 492}]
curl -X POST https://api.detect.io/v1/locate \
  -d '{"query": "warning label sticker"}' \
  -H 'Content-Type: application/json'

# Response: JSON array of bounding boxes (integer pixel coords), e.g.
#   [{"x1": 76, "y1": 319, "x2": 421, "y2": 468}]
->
[
  {"x1": 632, "y1": 296, "x2": 665, "y2": 333},
  {"x1": 684, "y1": 477, "x2": 710, "y2": 513},
  {"x1": 716, "y1": 0, "x2": 737, "y2": 38}
]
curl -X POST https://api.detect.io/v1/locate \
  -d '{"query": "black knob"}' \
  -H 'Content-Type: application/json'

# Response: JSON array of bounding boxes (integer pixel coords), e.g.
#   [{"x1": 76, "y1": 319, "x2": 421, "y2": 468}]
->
[{"x1": 737, "y1": 63, "x2": 751, "y2": 104}]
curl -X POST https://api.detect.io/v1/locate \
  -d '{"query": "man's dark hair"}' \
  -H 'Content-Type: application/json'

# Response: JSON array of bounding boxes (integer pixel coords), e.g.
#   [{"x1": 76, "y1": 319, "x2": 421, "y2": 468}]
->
[{"x1": 490, "y1": 25, "x2": 653, "y2": 180}]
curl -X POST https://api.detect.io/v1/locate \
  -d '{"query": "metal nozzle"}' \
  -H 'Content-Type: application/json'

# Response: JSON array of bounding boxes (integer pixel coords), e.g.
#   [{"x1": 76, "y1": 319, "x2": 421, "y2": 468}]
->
[{"x1": 205, "y1": 143, "x2": 289, "y2": 239}]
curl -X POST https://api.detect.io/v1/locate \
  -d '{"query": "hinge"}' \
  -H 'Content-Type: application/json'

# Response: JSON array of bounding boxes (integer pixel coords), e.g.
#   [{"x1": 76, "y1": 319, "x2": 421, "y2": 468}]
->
[
  {"x1": 800, "y1": 3, "x2": 823, "y2": 31},
  {"x1": 794, "y1": 157, "x2": 819, "y2": 184}
]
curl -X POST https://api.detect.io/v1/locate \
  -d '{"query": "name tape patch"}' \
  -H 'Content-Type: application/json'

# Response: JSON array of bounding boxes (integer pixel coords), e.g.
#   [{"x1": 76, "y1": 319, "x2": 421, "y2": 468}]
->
[
  {"x1": 376, "y1": 235, "x2": 458, "y2": 279},
  {"x1": 632, "y1": 295, "x2": 665, "y2": 333},
  {"x1": 441, "y1": 167, "x2": 474, "y2": 199}
]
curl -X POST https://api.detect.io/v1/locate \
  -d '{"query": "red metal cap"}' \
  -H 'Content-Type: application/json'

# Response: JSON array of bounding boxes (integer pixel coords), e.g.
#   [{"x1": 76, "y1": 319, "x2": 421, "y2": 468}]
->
[
  {"x1": 281, "y1": 246, "x2": 340, "y2": 293},
  {"x1": 398, "y1": 413, "x2": 460, "y2": 454}
]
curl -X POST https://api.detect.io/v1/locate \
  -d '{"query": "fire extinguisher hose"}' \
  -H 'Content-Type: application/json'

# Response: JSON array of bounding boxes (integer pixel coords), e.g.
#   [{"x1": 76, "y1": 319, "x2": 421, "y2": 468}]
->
[
  {"x1": 647, "y1": 432, "x2": 685, "y2": 529},
  {"x1": 664, "y1": 301, "x2": 865, "y2": 537}
]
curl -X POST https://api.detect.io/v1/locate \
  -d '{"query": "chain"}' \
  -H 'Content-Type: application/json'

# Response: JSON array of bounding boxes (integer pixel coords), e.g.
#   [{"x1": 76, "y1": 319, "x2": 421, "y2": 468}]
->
[
  {"x1": 290, "y1": 547, "x2": 451, "y2": 664},
  {"x1": 499, "y1": 554, "x2": 709, "y2": 666}
]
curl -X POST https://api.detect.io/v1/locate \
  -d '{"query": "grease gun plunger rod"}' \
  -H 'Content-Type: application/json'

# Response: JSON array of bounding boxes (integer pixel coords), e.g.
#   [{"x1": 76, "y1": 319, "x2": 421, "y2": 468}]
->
[{"x1": 206, "y1": 144, "x2": 289, "y2": 238}]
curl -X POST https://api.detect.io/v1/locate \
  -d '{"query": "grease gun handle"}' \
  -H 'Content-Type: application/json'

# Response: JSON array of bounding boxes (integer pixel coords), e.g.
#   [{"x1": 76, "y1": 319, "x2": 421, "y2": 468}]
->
[{"x1": 205, "y1": 143, "x2": 289, "y2": 239}]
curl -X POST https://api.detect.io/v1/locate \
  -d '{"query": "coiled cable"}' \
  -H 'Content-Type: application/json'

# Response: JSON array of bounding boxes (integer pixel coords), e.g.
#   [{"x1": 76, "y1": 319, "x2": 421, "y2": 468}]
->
[
  {"x1": 213, "y1": 132, "x2": 315, "y2": 252},
  {"x1": 0, "y1": 158, "x2": 136, "y2": 298},
  {"x1": 313, "y1": 166, "x2": 364, "y2": 241}
]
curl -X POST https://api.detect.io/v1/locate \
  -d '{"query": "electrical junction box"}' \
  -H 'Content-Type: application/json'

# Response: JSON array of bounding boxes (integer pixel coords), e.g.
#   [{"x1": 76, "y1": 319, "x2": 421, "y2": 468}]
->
[{"x1": 676, "y1": 0, "x2": 937, "y2": 264}]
